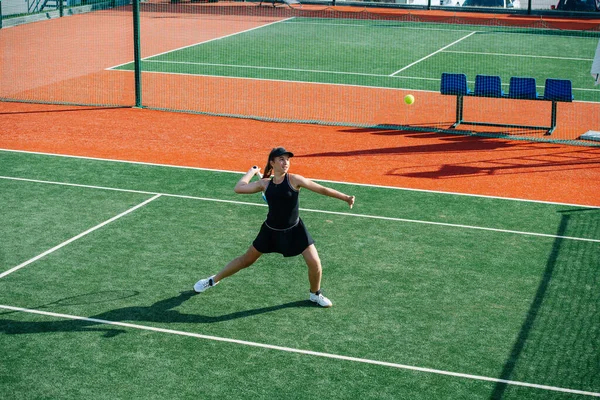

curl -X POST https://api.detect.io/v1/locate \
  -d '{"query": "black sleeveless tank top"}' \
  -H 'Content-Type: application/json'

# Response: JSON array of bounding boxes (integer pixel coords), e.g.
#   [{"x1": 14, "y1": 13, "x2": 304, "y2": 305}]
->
[{"x1": 265, "y1": 173, "x2": 299, "y2": 230}]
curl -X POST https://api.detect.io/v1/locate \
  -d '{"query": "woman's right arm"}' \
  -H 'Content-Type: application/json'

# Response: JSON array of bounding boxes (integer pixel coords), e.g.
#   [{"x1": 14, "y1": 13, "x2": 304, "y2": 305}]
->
[{"x1": 234, "y1": 166, "x2": 266, "y2": 194}]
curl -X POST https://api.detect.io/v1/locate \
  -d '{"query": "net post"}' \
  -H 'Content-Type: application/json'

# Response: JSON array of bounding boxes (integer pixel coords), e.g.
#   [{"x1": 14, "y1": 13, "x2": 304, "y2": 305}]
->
[{"x1": 132, "y1": 0, "x2": 143, "y2": 108}]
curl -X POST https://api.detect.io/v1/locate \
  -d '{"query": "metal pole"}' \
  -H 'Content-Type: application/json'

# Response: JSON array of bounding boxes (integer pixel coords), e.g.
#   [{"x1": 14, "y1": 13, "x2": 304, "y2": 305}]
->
[
  {"x1": 1, "y1": 0, "x2": 3, "y2": 29},
  {"x1": 132, "y1": 0, "x2": 143, "y2": 108},
  {"x1": 59, "y1": 0, "x2": 63, "y2": 17}
]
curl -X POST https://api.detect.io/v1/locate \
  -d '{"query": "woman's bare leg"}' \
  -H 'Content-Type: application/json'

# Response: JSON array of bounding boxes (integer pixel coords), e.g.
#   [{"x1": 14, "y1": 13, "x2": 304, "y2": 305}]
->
[
  {"x1": 213, "y1": 245, "x2": 262, "y2": 283},
  {"x1": 302, "y1": 244, "x2": 322, "y2": 293}
]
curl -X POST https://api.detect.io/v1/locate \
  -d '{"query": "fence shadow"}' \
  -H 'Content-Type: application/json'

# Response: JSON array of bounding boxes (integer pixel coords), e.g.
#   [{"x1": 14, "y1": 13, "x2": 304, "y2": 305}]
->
[{"x1": 490, "y1": 209, "x2": 600, "y2": 399}]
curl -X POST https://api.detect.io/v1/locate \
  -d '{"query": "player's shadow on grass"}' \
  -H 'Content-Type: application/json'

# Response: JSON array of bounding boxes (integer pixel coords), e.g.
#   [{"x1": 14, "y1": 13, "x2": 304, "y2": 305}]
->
[{"x1": 0, "y1": 291, "x2": 314, "y2": 338}]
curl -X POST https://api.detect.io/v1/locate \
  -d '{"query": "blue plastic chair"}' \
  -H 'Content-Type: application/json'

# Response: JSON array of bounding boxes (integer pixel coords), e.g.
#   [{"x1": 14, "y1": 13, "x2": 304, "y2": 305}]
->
[
  {"x1": 543, "y1": 79, "x2": 574, "y2": 136},
  {"x1": 474, "y1": 75, "x2": 504, "y2": 97},
  {"x1": 508, "y1": 77, "x2": 539, "y2": 99},
  {"x1": 544, "y1": 79, "x2": 574, "y2": 102},
  {"x1": 440, "y1": 73, "x2": 471, "y2": 96}
]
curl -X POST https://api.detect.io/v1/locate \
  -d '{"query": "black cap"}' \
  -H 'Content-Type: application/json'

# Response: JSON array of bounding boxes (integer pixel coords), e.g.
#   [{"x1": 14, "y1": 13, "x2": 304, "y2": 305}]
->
[{"x1": 269, "y1": 147, "x2": 294, "y2": 160}]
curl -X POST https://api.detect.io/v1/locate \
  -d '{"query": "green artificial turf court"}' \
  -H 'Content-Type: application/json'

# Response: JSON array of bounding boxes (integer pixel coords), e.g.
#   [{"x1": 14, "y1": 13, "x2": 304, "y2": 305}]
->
[
  {"x1": 113, "y1": 17, "x2": 600, "y2": 102},
  {"x1": 0, "y1": 150, "x2": 599, "y2": 399}
]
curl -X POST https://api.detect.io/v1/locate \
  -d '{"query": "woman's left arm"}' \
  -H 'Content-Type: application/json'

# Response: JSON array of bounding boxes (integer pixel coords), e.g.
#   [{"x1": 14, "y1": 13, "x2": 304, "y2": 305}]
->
[{"x1": 292, "y1": 174, "x2": 355, "y2": 209}]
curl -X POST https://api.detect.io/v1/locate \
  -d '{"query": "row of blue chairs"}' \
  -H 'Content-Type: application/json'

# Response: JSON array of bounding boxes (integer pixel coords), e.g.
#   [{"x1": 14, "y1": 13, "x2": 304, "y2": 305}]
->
[
  {"x1": 440, "y1": 73, "x2": 574, "y2": 102},
  {"x1": 440, "y1": 73, "x2": 574, "y2": 135}
]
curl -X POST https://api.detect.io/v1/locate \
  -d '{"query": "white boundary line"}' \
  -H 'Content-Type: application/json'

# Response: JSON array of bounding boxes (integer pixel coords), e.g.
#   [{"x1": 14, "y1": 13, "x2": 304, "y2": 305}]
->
[
  {"x1": 0, "y1": 304, "x2": 598, "y2": 398},
  {"x1": 143, "y1": 59, "x2": 391, "y2": 78},
  {"x1": 97, "y1": 66, "x2": 600, "y2": 96},
  {"x1": 132, "y1": 58, "x2": 600, "y2": 93},
  {"x1": 442, "y1": 50, "x2": 593, "y2": 61},
  {"x1": 390, "y1": 31, "x2": 478, "y2": 76},
  {"x1": 0, "y1": 194, "x2": 162, "y2": 280},
  {"x1": 282, "y1": 19, "x2": 596, "y2": 39},
  {"x1": 284, "y1": 20, "x2": 478, "y2": 33},
  {"x1": 109, "y1": 68, "x2": 443, "y2": 90},
  {"x1": 1, "y1": 175, "x2": 598, "y2": 244},
  {"x1": 1, "y1": 149, "x2": 597, "y2": 209},
  {"x1": 108, "y1": 18, "x2": 295, "y2": 70}
]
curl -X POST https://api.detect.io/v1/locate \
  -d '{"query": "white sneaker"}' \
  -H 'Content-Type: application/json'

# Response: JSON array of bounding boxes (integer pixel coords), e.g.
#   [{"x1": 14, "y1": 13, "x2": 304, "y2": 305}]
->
[
  {"x1": 309, "y1": 291, "x2": 332, "y2": 307},
  {"x1": 193, "y1": 275, "x2": 219, "y2": 293}
]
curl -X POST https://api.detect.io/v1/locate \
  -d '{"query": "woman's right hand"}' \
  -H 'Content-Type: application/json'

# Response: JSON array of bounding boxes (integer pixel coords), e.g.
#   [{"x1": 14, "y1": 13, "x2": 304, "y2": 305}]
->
[
  {"x1": 250, "y1": 165, "x2": 262, "y2": 177},
  {"x1": 234, "y1": 166, "x2": 265, "y2": 194}
]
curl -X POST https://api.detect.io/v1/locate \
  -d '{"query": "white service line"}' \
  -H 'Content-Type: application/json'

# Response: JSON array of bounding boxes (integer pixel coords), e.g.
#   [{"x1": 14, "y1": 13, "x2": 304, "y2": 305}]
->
[
  {"x1": 0, "y1": 194, "x2": 162, "y2": 280},
  {"x1": 390, "y1": 31, "x2": 478, "y2": 76},
  {"x1": 1, "y1": 175, "x2": 598, "y2": 244},
  {"x1": 300, "y1": 208, "x2": 600, "y2": 244},
  {"x1": 0, "y1": 304, "x2": 598, "y2": 398}
]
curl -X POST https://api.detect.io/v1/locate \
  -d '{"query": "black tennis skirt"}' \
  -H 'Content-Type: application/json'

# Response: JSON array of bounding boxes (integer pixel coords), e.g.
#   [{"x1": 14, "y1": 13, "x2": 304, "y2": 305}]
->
[{"x1": 252, "y1": 218, "x2": 314, "y2": 257}]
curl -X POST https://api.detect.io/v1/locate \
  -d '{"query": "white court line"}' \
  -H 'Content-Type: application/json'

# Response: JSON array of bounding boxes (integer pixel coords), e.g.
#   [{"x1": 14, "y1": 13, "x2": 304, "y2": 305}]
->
[
  {"x1": 0, "y1": 194, "x2": 162, "y2": 280},
  {"x1": 0, "y1": 304, "x2": 598, "y2": 398},
  {"x1": 2, "y1": 149, "x2": 597, "y2": 209},
  {"x1": 143, "y1": 59, "x2": 390, "y2": 78},
  {"x1": 390, "y1": 31, "x2": 478, "y2": 76},
  {"x1": 301, "y1": 208, "x2": 600, "y2": 243},
  {"x1": 1, "y1": 175, "x2": 598, "y2": 244},
  {"x1": 283, "y1": 20, "x2": 477, "y2": 33},
  {"x1": 113, "y1": 68, "x2": 442, "y2": 90},
  {"x1": 108, "y1": 18, "x2": 295, "y2": 70},
  {"x1": 102, "y1": 66, "x2": 600, "y2": 99},
  {"x1": 442, "y1": 50, "x2": 593, "y2": 62},
  {"x1": 282, "y1": 20, "x2": 597, "y2": 40},
  {"x1": 138, "y1": 59, "x2": 600, "y2": 95}
]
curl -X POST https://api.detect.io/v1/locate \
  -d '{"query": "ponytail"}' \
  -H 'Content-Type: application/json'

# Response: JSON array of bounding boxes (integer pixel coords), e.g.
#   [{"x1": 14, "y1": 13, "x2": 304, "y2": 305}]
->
[{"x1": 263, "y1": 158, "x2": 273, "y2": 179}]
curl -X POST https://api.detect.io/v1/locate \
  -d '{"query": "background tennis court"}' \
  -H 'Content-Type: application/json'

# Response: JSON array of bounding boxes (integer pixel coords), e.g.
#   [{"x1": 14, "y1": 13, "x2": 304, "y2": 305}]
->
[
  {"x1": 114, "y1": 17, "x2": 600, "y2": 102},
  {"x1": 3, "y1": 3, "x2": 600, "y2": 146},
  {"x1": 1, "y1": 149, "x2": 598, "y2": 399}
]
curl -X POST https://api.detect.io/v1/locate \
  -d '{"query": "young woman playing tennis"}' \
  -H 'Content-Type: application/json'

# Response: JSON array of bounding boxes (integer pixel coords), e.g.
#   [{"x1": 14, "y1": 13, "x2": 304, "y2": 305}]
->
[{"x1": 193, "y1": 147, "x2": 355, "y2": 307}]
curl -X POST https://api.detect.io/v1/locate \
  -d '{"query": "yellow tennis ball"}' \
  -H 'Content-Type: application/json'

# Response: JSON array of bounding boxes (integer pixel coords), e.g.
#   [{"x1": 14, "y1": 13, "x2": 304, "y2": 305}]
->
[{"x1": 404, "y1": 94, "x2": 415, "y2": 105}]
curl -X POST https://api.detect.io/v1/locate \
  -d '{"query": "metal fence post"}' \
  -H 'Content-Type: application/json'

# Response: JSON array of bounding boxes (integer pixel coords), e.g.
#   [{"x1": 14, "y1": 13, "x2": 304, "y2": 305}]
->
[{"x1": 133, "y1": 0, "x2": 142, "y2": 108}]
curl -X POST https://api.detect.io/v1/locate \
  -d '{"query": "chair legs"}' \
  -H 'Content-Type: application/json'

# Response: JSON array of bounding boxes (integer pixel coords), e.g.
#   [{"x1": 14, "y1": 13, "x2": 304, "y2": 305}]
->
[
  {"x1": 448, "y1": 95, "x2": 557, "y2": 135},
  {"x1": 546, "y1": 101, "x2": 557, "y2": 136},
  {"x1": 452, "y1": 95, "x2": 464, "y2": 128}
]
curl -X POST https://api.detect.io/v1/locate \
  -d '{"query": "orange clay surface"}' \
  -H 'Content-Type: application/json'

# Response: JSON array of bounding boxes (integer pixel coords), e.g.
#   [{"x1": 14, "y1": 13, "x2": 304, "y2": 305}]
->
[{"x1": 1, "y1": 101, "x2": 599, "y2": 207}]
